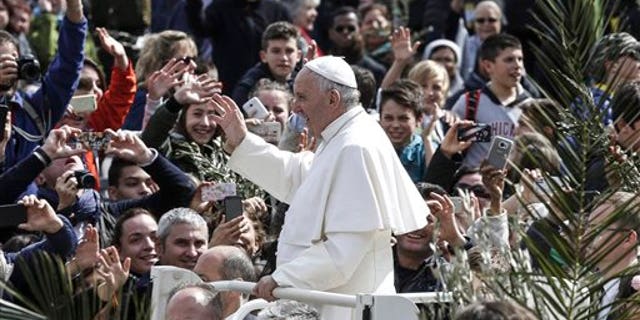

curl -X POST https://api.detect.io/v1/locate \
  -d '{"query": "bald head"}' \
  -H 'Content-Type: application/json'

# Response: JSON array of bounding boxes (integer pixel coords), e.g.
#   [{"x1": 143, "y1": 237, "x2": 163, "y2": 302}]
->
[
  {"x1": 194, "y1": 245, "x2": 255, "y2": 283},
  {"x1": 165, "y1": 285, "x2": 222, "y2": 320}
]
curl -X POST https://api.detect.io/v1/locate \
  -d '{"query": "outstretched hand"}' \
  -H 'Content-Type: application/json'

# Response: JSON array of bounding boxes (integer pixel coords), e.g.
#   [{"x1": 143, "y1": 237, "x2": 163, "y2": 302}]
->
[
  {"x1": 210, "y1": 94, "x2": 247, "y2": 154},
  {"x1": 104, "y1": 129, "x2": 154, "y2": 165},
  {"x1": 440, "y1": 121, "x2": 474, "y2": 159},
  {"x1": 18, "y1": 195, "x2": 64, "y2": 234},
  {"x1": 41, "y1": 125, "x2": 87, "y2": 160},
  {"x1": 96, "y1": 27, "x2": 128, "y2": 70},
  {"x1": 390, "y1": 27, "x2": 421, "y2": 62}
]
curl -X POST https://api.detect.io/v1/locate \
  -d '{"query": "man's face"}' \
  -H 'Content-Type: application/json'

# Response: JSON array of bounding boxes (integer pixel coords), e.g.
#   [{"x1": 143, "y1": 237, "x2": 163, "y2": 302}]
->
[
  {"x1": 185, "y1": 102, "x2": 218, "y2": 145},
  {"x1": 616, "y1": 119, "x2": 640, "y2": 152},
  {"x1": 118, "y1": 214, "x2": 158, "y2": 274},
  {"x1": 329, "y1": 13, "x2": 359, "y2": 49},
  {"x1": 473, "y1": 5, "x2": 501, "y2": 41},
  {"x1": 380, "y1": 99, "x2": 419, "y2": 149},
  {"x1": 257, "y1": 89, "x2": 290, "y2": 129},
  {"x1": 292, "y1": 69, "x2": 332, "y2": 136},
  {"x1": 608, "y1": 55, "x2": 640, "y2": 84},
  {"x1": 261, "y1": 38, "x2": 300, "y2": 82},
  {"x1": 430, "y1": 47, "x2": 457, "y2": 79},
  {"x1": 293, "y1": 2, "x2": 318, "y2": 31},
  {"x1": 9, "y1": 7, "x2": 30, "y2": 34},
  {"x1": 0, "y1": 42, "x2": 18, "y2": 95},
  {"x1": 396, "y1": 214, "x2": 435, "y2": 259},
  {"x1": 484, "y1": 48, "x2": 524, "y2": 90},
  {"x1": 40, "y1": 156, "x2": 84, "y2": 188},
  {"x1": 587, "y1": 203, "x2": 633, "y2": 273},
  {"x1": 360, "y1": 8, "x2": 390, "y2": 47},
  {"x1": 0, "y1": 1, "x2": 9, "y2": 30},
  {"x1": 158, "y1": 223, "x2": 208, "y2": 270},
  {"x1": 454, "y1": 173, "x2": 491, "y2": 210},
  {"x1": 108, "y1": 165, "x2": 155, "y2": 201}
]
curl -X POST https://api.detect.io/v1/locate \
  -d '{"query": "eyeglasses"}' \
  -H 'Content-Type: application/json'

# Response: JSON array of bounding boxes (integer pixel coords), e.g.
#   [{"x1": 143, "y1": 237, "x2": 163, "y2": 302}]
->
[
  {"x1": 475, "y1": 17, "x2": 498, "y2": 24},
  {"x1": 334, "y1": 25, "x2": 356, "y2": 33},
  {"x1": 454, "y1": 183, "x2": 491, "y2": 199}
]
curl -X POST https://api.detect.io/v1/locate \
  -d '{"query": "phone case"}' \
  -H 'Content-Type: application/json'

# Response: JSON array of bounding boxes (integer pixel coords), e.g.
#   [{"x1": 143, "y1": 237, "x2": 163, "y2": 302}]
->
[
  {"x1": 242, "y1": 97, "x2": 270, "y2": 120},
  {"x1": 457, "y1": 124, "x2": 492, "y2": 142},
  {"x1": 70, "y1": 94, "x2": 97, "y2": 113},
  {"x1": 223, "y1": 196, "x2": 244, "y2": 220},
  {"x1": 486, "y1": 136, "x2": 513, "y2": 169},
  {"x1": 248, "y1": 122, "x2": 281, "y2": 144},
  {"x1": 77, "y1": 132, "x2": 112, "y2": 150},
  {"x1": 0, "y1": 204, "x2": 27, "y2": 228}
]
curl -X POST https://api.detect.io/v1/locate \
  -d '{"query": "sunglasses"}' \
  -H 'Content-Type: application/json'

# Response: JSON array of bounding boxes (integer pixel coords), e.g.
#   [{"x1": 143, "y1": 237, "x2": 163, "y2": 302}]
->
[
  {"x1": 334, "y1": 25, "x2": 356, "y2": 33},
  {"x1": 475, "y1": 17, "x2": 498, "y2": 24},
  {"x1": 454, "y1": 183, "x2": 491, "y2": 199}
]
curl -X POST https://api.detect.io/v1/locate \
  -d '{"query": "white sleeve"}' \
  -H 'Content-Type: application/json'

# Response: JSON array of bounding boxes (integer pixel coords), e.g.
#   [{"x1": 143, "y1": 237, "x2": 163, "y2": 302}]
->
[
  {"x1": 467, "y1": 210, "x2": 509, "y2": 248},
  {"x1": 142, "y1": 95, "x2": 164, "y2": 130},
  {"x1": 271, "y1": 231, "x2": 376, "y2": 291},
  {"x1": 228, "y1": 133, "x2": 314, "y2": 203}
]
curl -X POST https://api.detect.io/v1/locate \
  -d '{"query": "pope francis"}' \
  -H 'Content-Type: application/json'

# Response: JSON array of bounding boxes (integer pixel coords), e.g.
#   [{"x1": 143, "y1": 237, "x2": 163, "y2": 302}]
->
[{"x1": 210, "y1": 56, "x2": 430, "y2": 319}]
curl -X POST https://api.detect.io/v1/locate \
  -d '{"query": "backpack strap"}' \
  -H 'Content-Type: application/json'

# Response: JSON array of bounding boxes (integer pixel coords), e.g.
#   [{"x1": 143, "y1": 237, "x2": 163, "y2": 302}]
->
[
  {"x1": 464, "y1": 89, "x2": 482, "y2": 121},
  {"x1": 11, "y1": 98, "x2": 50, "y2": 143}
]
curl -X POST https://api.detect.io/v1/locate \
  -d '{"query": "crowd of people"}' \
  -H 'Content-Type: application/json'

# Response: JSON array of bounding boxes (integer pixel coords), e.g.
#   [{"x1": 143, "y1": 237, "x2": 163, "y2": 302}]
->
[{"x1": 0, "y1": 0, "x2": 639, "y2": 319}]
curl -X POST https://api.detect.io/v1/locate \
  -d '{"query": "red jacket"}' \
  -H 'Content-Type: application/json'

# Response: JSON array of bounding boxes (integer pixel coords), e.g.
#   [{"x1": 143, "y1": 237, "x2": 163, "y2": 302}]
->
[
  {"x1": 87, "y1": 62, "x2": 137, "y2": 131},
  {"x1": 85, "y1": 62, "x2": 137, "y2": 190}
]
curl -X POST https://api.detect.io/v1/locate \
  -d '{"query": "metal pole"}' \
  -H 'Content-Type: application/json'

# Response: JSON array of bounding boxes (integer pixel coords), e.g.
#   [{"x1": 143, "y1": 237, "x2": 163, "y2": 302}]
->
[{"x1": 209, "y1": 281, "x2": 358, "y2": 308}]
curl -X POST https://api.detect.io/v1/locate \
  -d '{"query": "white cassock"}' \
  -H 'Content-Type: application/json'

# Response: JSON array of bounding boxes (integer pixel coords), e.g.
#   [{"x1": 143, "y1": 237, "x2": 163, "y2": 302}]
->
[{"x1": 228, "y1": 107, "x2": 429, "y2": 319}]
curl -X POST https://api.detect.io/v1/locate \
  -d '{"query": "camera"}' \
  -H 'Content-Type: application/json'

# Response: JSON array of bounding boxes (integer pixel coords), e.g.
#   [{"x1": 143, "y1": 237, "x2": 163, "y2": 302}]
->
[
  {"x1": 72, "y1": 170, "x2": 96, "y2": 189},
  {"x1": 498, "y1": 141, "x2": 509, "y2": 149},
  {"x1": 17, "y1": 55, "x2": 41, "y2": 82}
]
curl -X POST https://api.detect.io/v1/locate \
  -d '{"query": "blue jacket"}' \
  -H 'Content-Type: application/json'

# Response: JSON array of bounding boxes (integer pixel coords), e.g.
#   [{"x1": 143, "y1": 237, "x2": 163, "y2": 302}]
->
[
  {"x1": 5, "y1": 215, "x2": 77, "y2": 301},
  {"x1": 2, "y1": 16, "x2": 86, "y2": 172},
  {"x1": 0, "y1": 147, "x2": 49, "y2": 205}
]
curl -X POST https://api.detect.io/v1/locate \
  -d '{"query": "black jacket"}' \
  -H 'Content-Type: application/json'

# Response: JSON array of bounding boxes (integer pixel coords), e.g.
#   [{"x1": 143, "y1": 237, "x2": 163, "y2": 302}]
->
[{"x1": 185, "y1": 0, "x2": 291, "y2": 95}]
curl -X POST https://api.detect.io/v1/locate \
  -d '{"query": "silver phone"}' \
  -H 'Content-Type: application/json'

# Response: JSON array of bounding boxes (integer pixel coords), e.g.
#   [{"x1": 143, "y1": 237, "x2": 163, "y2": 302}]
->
[{"x1": 486, "y1": 136, "x2": 513, "y2": 169}]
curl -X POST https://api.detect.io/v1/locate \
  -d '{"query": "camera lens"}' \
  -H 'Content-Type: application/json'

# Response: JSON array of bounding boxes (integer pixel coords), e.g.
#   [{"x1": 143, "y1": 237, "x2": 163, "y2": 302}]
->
[
  {"x1": 73, "y1": 170, "x2": 96, "y2": 189},
  {"x1": 498, "y1": 142, "x2": 507, "y2": 149}
]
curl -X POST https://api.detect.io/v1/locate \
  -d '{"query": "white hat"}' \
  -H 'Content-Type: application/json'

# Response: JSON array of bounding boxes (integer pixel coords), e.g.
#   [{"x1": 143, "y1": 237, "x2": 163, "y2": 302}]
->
[
  {"x1": 423, "y1": 39, "x2": 462, "y2": 68},
  {"x1": 304, "y1": 56, "x2": 358, "y2": 88}
]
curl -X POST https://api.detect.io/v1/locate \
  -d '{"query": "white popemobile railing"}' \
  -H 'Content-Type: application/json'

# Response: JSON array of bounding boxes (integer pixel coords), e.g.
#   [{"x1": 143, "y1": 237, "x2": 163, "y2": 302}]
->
[
  {"x1": 149, "y1": 266, "x2": 453, "y2": 320},
  {"x1": 211, "y1": 280, "x2": 453, "y2": 320}
]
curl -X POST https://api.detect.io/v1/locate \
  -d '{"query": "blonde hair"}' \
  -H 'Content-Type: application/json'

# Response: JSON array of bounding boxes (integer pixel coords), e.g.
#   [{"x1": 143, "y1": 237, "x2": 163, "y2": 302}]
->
[
  {"x1": 135, "y1": 30, "x2": 198, "y2": 83},
  {"x1": 407, "y1": 60, "x2": 450, "y2": 100}
]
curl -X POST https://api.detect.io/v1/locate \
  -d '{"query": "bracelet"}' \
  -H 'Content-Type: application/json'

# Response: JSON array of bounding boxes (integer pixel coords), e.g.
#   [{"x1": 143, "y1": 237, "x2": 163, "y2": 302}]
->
[{"x1": 34, "y1": 147, "x2": 52, "y2": 166}]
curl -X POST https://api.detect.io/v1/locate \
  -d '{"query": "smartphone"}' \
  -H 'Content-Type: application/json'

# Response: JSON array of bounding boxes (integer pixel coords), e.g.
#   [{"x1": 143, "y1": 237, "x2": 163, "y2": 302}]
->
[
  {"x1": 223, "y1": 196, "x2": 244, "y2": 221},
  {"x1": 486, "y1": 136, "x2": 513, "y2": 169},
  {"x1": 0, "y1": 104, "x2": 8, "y2": 141},
  {"x1": 70, "y1": 94, "x2": 97, "y2": 113},
  {"x1": 457, "y1": 123, "x2": 492, "y2": 142},
  {"x1": 0, "y1": 203, "x2": 27, "y2": 228},
  {"x1": 242, "y1": 97, "x2": 270, "y2": 120},
  {"x1": 450, "y1": 196, "x2": 464, "y2": 214},
  {"x1": 77, "y1": 132, "x2": 112, "y2": 150},
  {"x1": 201, "y1": 182, "x2": 236, "y2": 202},
  {"x1": 248, "y1": 122, "x2": 281, "y2": 144}
]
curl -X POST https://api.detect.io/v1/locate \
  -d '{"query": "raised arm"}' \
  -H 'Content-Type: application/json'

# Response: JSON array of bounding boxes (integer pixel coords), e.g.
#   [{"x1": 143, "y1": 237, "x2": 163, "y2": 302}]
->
[
  {"x1": 380, "y1": 27, "x2": 420, "y2": 90},
  {"x1": 87, "y1": 28, "x2": 137, "y2": 132}
]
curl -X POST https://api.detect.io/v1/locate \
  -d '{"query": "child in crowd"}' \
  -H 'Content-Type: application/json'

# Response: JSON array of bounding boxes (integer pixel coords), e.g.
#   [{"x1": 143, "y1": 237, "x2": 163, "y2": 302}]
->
[
  {"x1": 379, "y1": 79, "x2": 426, "y2": 182},
  {"x1": 451, "y1": 33, "x2": 532, "y2": 168},
  {"x1": 232, "y1": 21, "x2": 301, "y2": 107}
]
